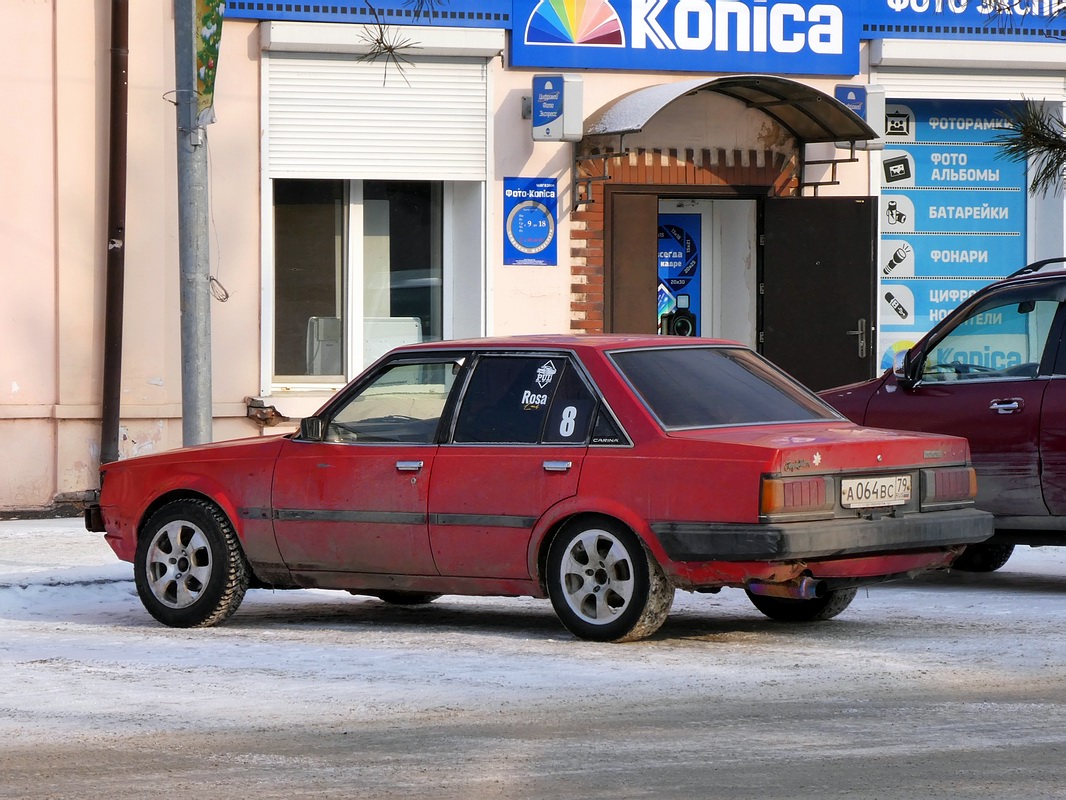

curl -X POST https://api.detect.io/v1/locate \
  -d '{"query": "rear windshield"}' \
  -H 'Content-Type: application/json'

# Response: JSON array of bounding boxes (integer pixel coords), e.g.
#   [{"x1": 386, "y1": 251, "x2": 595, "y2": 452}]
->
[{"x1": 609, "y1": 346, "x2": 838, "y2": 429}]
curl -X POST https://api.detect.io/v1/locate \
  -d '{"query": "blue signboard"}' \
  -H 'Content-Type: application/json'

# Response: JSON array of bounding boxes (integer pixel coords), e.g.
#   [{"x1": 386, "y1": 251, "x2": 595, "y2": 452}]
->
[
  {"x1": 512, "y1": 0, "x2": 860, "y2": 76},
  {"x1": 657, "y1": 214, "x2": 701, "y2": 335},
  {"x1": 225, "y1": 0, "x2": 1066, "y2": 48},
  {"x1": 860, "y1": 0, "x2": 1066, "y2": 42},
  {"x1": 877, "y1": 100, "x2": 1027, "y2": 367},
  {"x1": 504, "y1": 177, "x2": 558, "y2": 266},
  {"x1": 532, "y1": 75, "x2": 563, "y2": 130},
  {"x1": 835, "y1": 85, "x2": 866, "y2": 118}
]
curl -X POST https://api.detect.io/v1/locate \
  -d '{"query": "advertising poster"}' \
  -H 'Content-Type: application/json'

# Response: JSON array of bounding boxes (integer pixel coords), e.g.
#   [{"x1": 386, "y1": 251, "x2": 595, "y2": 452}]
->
[
  {"x1": 877, "y1": 99, "x2": 1026, "y2": 369},
  {"x1": 657, "y1": 214, "x2": 701, "y2": 336},
  {"x1": 504, "y1": 177, "x2": 558, "y2": 266}
]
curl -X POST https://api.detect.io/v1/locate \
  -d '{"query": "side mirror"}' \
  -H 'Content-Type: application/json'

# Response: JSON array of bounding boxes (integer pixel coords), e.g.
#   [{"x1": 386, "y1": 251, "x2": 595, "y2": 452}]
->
[
  {"x1": 893, "y1": 349, "x2": 919, "y2": 390},
  {"x1": 892, "y1": 349, "x2": 908, "y2": 378},
  {"x1": 299, "y1": 416, "x2": 325, "y2": 441}
]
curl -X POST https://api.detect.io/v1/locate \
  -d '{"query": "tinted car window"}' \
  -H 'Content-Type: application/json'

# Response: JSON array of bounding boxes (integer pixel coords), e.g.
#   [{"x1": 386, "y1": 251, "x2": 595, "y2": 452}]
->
[
  {"x1": 611, "y1": 346, "x2": 836, "y2": 429},
  {"x1": 326, "y1": 361, "x2": 457, "y2": 443},
  {"x1": 454, "y1": 355, "x2": 591, "y2": 444},
  {"x1": 542, "y1": 365, "x2": 596, "y2": 445},
  {"x1": 921, "y1": 297, "x2": 1059, "y2": 381}
]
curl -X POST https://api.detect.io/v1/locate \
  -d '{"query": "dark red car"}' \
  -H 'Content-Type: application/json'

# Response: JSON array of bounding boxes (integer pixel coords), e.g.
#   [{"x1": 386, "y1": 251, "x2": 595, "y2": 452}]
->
[
  {"x1": 87, "y1": 336, "x2": 991, "y2": 641},
  {"x1": 822, "y1": 260, "x2": 1066, "y2": 572}
]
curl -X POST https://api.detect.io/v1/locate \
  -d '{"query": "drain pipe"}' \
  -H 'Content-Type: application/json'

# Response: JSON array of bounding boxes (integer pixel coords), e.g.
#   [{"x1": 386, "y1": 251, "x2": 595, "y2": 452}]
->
[{"x1": 100, "y1": 0, "x2": 129, "y2": 466}]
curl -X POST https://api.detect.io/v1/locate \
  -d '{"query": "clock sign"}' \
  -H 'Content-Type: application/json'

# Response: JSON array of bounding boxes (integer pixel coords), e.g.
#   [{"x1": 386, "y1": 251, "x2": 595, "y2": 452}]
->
[
  {"x1": 507, "y1": 200, "x2": 555, "y2": 255},
  {"x1": 503, "y1": 177, "x2": 558, "y2": 266}
]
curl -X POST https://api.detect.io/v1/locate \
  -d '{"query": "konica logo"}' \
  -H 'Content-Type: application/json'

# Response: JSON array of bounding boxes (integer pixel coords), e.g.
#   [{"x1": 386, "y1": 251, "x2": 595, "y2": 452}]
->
[
  {"x1": 630, "y1": 0, "x2": 844, "y2": 55},
  {"x1": 513, "y1": 0, "x2": 859, "y2": 75}
]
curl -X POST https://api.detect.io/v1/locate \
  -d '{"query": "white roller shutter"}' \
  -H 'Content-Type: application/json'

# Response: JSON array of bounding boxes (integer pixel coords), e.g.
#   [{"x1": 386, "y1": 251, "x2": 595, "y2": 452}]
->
[
  {"x1": 870, "y1": 39, "x2": 1066, "y2": 101},
  {"x1": 266, "y1": 52, "x2": 488, "y2": 180}
]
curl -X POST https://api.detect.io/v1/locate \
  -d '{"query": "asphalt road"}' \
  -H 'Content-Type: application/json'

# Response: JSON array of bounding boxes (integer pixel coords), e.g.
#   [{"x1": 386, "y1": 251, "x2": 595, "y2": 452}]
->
[{"x1": 3, "y1": 529, "x2": 1065, "y2": 799}]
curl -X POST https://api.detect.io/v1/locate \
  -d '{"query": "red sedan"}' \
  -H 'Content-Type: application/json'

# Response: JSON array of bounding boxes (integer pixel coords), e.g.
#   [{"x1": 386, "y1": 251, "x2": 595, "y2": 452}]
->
[{"x1": 86, "y1": 336, "x2": 992, "y2": 641}]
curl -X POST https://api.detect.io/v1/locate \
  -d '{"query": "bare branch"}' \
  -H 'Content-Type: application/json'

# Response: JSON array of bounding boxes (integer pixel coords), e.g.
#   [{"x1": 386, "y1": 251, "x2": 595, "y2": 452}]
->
[{"x1": 357, "y1": 3, "x2": 422, "y2": 86}]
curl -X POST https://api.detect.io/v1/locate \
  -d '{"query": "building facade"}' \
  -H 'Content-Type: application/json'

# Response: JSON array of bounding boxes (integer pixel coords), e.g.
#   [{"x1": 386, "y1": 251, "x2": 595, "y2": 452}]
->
[{"x1": 3, "y1": 0, "x2": 1066, "y2": 511}]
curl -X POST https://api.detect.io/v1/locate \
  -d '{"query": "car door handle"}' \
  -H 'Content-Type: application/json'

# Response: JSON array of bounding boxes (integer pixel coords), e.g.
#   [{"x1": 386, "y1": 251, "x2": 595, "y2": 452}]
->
[
  {"x1": 989, "y1": 398, "x2": 1024, "y2": 414},
  {"x1": 543, "y1": 461, "x2": 572, "y2": 472},
  {"x1": 396, "y1": 460, "x2": 424, "y2": 472}
]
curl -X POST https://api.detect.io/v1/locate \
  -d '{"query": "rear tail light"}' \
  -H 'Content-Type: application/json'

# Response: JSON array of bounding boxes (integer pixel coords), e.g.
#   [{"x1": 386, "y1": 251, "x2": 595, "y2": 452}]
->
[
  {"x1": 921, "y1": 466, "x2": 977, "y2": 509},
  {"x1": 760, "y1": 476, "x2": 834, "y2": 522}
]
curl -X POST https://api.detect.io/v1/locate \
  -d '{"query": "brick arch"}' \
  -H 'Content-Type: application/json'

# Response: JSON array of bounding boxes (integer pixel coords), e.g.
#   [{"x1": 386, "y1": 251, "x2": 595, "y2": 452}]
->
[{"x1": 569, "y1": 146, "x2": 799, "y2": 333}]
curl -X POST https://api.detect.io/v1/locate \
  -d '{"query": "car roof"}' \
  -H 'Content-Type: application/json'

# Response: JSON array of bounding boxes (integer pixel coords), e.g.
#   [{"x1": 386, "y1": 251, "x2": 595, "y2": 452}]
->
[
  {"x1": 391, "y1": 334, "x2": 745, "y2": 354},
  {"x1": 1003, "y1": 257, "x2": 1066, "y2": 283}
]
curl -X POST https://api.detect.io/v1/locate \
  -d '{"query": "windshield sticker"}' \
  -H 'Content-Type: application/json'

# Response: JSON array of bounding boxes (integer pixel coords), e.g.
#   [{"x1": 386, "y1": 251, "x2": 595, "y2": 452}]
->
[
  {"x1": 522, "y1": 390, "x2": 549, "y2": 410},
  {"x1": 535, "y1": 361, "x2": 558, "y2": 388}
]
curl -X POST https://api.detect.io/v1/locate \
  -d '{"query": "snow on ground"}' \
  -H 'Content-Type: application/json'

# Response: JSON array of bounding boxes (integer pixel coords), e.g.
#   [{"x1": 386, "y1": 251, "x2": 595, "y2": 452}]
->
[{"x1": 3, "y1": 517, "x2": 1066, "y2": 748}]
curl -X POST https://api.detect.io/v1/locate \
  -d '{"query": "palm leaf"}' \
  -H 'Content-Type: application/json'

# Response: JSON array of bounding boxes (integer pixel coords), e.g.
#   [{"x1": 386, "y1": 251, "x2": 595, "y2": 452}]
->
[{"x1": 995, "y1": 101, "x2": 1066, "y2": 196}]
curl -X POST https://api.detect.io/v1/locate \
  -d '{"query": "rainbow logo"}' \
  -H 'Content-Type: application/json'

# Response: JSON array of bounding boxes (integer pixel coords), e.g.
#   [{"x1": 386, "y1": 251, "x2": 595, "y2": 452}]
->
[{"x1": 524, "y1": 0, "x2": 626, "y2": 47}]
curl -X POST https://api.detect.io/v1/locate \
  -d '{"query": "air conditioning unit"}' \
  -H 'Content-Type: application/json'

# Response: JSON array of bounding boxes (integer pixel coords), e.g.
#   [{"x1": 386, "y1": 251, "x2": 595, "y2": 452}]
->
[{"x1": 305, "y1": 316, "x2": 342, "y2": 375}]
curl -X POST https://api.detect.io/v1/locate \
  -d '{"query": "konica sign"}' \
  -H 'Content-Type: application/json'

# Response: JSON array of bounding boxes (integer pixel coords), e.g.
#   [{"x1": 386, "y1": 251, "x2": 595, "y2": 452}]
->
[{"x1": 511, "y1": 0, "x2": 860, "y2": 75}]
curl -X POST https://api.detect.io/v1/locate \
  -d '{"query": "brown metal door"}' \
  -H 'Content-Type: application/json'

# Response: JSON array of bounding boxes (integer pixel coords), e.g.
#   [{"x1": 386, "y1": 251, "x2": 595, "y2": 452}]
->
[
  {"x1": 762, "y1": 197, "x2": 877, "y2": 391},
  {"x1": 606, "y1": 192, "x2": 659, "y2": 333}
]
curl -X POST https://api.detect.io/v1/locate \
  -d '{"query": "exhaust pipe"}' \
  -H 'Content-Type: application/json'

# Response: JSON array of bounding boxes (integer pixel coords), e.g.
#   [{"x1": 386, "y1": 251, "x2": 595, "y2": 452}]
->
[{"x1": 747, "y1": 576, "x2": 827, "y2": 601}]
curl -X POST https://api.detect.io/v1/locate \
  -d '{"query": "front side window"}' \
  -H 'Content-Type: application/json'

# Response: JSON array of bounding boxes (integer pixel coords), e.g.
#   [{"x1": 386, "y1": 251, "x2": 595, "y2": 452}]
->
[
  {"x1": 921, "y1": 295, "x2": 1060, "y2": 382},
  {"x1": 325, "y1": 361, "x2": 459, "y2": 444},
  {"x1": 610, "y1": 346, "x2": 836, "y2": 429},
  {"x1": 273, "y1": 179, "x2": 443, "y2": 382},
  {"x1": 453, "y1": 356, "x2": 596, "y2": 445}
]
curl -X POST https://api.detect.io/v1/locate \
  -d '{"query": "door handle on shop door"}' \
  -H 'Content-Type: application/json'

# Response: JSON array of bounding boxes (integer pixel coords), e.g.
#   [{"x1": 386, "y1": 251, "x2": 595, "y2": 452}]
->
[{"x1": 845, "y1": 318, "x2": 867, "y2": 358}]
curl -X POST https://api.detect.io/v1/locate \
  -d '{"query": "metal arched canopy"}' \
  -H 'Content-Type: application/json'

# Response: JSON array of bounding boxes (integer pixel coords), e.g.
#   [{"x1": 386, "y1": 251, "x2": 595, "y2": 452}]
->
[{"x1": 584, "y1": 74, "x2": 876, "y2": 144}]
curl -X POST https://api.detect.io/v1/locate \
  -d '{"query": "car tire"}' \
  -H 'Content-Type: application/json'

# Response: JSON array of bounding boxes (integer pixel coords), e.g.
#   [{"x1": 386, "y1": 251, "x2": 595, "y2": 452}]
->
[
  {"x1": 134, "y1": 499, "x2": 250, "y2": 628},
  {"x1": 376, "y1": 591, "x2": 442, "y2": 605},
  {"x1": 952, "y1": 542, "x2": 1015, "y2": 573},
  {"x1": 745, "y1": 587, "x2": 857, "y2": 622},
  {"x1": 546, "y1": 517, "x2": 674, "y2": 642}
]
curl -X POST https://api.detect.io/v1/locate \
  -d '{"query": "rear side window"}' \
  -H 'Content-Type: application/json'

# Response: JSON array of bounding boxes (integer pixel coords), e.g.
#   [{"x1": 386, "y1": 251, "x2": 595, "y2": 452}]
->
[
  {"x1": 610, "y1": 346, "x2": 836, "y2": 429},
  {"x1": 453, "y1": 356, "x2": 595, "y2": 444}
]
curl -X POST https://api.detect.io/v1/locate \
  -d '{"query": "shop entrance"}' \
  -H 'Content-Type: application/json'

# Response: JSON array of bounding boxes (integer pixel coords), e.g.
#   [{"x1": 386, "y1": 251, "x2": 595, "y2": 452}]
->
[
  {"x1": 607, "y1": 191, "x2": 877, "y2": 391},
  {"x1": 654, "y1": 198, "x2": 757, "y2": 344}
]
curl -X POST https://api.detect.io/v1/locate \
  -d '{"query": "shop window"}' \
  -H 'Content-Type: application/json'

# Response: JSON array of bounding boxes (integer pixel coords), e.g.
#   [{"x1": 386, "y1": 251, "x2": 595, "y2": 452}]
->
[
  {"x1": 272, "y1": 179, "x2": 443, "y2": 382},
  {"x1": 273, "y1": 179, "x2": 346, "y2": 379}
]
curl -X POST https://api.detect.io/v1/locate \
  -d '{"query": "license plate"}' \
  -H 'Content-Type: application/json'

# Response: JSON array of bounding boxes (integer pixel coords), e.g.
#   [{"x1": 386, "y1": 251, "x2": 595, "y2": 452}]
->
[{"x1": 840, "y1": 475, "x2": 911, "y2": 508}]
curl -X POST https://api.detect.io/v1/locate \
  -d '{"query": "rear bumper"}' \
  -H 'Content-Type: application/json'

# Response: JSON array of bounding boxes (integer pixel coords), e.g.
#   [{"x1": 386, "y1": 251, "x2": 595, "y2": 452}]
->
[{"x1": 651, "y1": 507, "x2": 994, "y2": 562}]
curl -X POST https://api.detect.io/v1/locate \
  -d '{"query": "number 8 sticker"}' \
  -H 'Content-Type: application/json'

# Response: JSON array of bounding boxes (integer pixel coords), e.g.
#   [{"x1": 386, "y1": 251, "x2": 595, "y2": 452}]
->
[{"x1": 559, "y1": 406, "x2": 577, "y2": 438}]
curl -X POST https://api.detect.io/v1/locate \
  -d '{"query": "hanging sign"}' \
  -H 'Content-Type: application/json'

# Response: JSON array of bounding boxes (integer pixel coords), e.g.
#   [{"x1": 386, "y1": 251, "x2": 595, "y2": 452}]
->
[
  {"x1": 196, "y1": 0, "x2": 224, "y2": 125},
  {"x1": 532, "y1": 74, "x2": 583, "y2": 142}
]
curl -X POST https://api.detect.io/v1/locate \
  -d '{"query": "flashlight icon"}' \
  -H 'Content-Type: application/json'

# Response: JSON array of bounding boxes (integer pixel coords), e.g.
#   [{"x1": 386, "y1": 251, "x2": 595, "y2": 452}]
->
[{"x1": 883, "y1": 245, "x2": 911, "y2": 275}]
